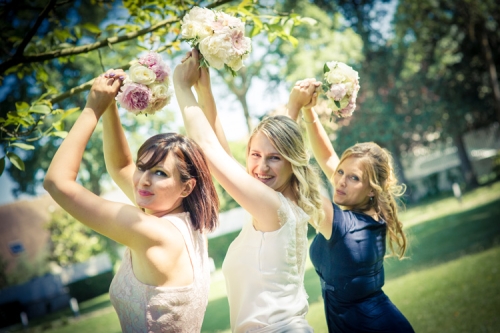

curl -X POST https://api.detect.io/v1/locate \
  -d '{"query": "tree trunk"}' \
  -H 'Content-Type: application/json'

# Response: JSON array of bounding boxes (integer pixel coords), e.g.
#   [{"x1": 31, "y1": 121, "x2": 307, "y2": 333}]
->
[
  {"x1": 236, "y1": 94, "x2": 252, "y2": 134},
  {"x1": 454, "y1": 133, "x2": 479, "y2": 189},
  {"x1": 480, "y1": 28, "x2": 500, "y2": 124}
]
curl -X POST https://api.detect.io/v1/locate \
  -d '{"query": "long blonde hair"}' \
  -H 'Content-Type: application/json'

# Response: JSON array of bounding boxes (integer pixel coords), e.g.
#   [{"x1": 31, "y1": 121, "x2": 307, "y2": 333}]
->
[
  {"x1": 248, "y1": 115, "x2": 325, "y2": 227},
  {"x1": 338, "y1": 142, "x2": 408, "y2": 258}
]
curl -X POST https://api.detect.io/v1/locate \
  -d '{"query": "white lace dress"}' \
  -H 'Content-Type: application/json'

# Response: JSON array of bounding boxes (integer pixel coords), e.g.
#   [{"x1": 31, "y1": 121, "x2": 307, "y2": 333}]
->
[
  {"x1": 109, "y1": 212, "x2": 210, "y2": 333},
  {"x1": 222, "y1": 192, "x2": 313, "y2": 333}
]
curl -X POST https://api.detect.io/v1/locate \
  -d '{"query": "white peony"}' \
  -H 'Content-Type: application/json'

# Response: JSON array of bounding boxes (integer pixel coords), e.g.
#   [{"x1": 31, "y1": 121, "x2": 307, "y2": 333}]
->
[
  {"x1": 181, "y1": 7, "x2": 251, "y2": 74},
  {"x1": 150, "y1": 83, "x2": 171, "y2": 100},
  {"x1": 181, "y1": 7, "x2": 215, "y2": 40},
  {"x1": 199, "y1": 34, "x2": 232, "y2": 70},
  {"x1": 129, "y1": 63, "x2": 156, "y2": 85},
  {"x1": 323, "y1": 61, "x2": 360, "y2": 118}
]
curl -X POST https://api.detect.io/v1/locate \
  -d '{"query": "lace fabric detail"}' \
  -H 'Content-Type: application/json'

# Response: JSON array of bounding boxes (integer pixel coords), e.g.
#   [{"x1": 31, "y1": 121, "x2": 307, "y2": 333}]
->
[
  {"x1": 276, "y1": 193, "x2": 310, "y2": 285},
  {"x1": 109, "y1": 213, "x2": 210, "y2": 333}
]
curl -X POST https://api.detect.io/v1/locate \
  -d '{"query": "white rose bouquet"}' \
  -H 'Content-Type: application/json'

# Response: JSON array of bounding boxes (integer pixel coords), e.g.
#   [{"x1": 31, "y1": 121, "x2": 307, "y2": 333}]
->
[
  {"x1": 322, "y1": 61, "x2": 360, "y2": 118},
  {"x1": 181, "y1": 6, "x2": 252, "y2": 75},
  {"x1": 116, "y1": 51, "x2": 173, "y2": 115}
]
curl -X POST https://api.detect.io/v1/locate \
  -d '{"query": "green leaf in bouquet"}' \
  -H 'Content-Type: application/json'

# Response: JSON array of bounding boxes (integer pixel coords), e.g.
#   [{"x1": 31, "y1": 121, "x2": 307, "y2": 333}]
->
[
  {"x1": 334, "y1": 100, "x2": 341, "y2": 108},
  {"x1": 323, "y1": 63, "x2": 330, "y2": 74},
  {"x1": 322, "y1": 83, "x2": 330, "y2": 93},
  {"x1": 224, "y1": 64, "x2": 237, "y2": 77},
  {"x1": 199, "y1": 57, "x2": 210, "y2": 70},
  {"x1": 7, "y1": 152, "x2": 25, "y2": 171}
]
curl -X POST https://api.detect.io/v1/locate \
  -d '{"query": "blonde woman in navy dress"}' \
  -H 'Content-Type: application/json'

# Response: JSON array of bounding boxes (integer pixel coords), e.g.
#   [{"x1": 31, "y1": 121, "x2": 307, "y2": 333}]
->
[{"x1": 287, "y1": 79, "x2": 414, "y2": 333}]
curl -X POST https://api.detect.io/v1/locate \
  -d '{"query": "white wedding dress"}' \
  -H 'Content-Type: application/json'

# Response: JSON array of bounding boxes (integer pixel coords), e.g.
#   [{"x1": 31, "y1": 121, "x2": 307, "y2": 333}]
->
[{"x1": 222, "y1": 192, "x2": 313, "y2": 333}]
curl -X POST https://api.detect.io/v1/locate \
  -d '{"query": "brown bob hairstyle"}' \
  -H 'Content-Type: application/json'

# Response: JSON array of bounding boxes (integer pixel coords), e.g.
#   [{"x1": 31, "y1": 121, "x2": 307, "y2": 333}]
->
[{"x1": 136, "y1": 133, "x2": 219, "y2": 232}]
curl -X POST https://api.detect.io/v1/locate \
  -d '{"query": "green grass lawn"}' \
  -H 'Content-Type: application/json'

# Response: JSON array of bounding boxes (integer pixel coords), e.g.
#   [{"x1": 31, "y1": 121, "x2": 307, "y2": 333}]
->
[{"x1": 11, "y1": 182, "x2": 500, "y2": 333}]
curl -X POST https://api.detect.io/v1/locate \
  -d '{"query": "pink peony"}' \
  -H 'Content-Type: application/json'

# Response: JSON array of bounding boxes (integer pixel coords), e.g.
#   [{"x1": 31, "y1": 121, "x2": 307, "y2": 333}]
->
[
  {"x1": 230, "y1": 30, "x2": 250, "y2": 56},
  {"x1": 138, "y1": 51, "x2": 162, "y2": 67},
  {"x1": 138, "y1": 51, "x2": 170, "y2": 83},
  {"x1": 116, "y1": 82, "x2": 151, "y2": 114},
  {"x1": 150, "y1": 63, "x2": 170, "y2": 83}
]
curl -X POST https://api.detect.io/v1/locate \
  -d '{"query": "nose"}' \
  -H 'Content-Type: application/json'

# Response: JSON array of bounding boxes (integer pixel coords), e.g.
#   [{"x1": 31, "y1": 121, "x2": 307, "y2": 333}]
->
[
  {"x1": 139, "y1": 170, "x2": 152, "y2": 186},
  {"x1": 257, "y1": 158, "x2": 269, "y2": 172},
  {"x1": 337, "y1": 174, "x2": 347, "y2": 187}
]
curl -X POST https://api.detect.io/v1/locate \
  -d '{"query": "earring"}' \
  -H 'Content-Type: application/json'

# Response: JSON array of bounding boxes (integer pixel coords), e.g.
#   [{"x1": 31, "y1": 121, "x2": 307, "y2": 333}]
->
[{"x1": 370, "y1": 196, "x2": 374, "y2": 202}]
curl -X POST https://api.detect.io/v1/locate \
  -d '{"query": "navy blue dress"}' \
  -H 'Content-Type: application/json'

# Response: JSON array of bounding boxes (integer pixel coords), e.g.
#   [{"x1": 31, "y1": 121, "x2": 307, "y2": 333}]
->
[{"x1": 309, "y1": 203, "x2": 414, "y2": 332}]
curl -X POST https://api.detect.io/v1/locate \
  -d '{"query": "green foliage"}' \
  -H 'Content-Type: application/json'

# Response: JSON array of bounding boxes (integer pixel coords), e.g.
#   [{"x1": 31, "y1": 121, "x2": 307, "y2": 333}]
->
[
  {"x1": 3, "y1": 251, "x2": 50, "y2": 287},
  {"x1": 45, "y1": 209, "x2": 108, "y2": 266}
]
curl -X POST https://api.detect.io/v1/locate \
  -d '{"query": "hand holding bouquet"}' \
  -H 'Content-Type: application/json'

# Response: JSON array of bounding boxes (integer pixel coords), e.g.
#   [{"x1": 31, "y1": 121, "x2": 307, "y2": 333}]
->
[
  {"x1": 181, "y1": 6, "x2": 252, "y2": 75},
  {"x1": 116, "y1": 51, "x2": 173, "y2": 115},
  {"x1": 322, "y1": 61, "x2": 360, "y2": 118}
]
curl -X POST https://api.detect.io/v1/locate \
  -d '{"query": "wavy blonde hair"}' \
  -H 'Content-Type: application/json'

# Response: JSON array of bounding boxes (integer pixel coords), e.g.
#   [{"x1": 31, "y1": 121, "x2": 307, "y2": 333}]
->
[
  {"x1": 247, "y1": 115, "x2": 325, "y2": 227},
  {"x1": 337, "y1": 142, "x2": 408, "y2": 258}
]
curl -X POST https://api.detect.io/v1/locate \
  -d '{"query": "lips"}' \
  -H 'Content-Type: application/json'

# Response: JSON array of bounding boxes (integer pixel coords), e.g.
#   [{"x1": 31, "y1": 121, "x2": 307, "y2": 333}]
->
[
  {"x1": 335, "y1": 189, "x2": 346, "y2": 196},
  {"x1": 255, "y1": 173, "x2": 273, "y2": 183},
  {"x1": 138, "y1": 189, "x2": 153, "y2": 197}
]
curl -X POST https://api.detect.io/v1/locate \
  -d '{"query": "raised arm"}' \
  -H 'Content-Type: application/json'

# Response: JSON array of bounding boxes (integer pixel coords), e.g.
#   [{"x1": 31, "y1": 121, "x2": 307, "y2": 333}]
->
[
  {"x1": 44, "y1": 71, "x2": 165, "y2": 248},
  {"x1": 174, "y1": 49, "x2": 282, "y2": 232},
  {"x1": 102, "y1": 80, "x2": 136, "y2": 203},
  {"x1": 192, "y1": 64, "x2": 232, "y2": 155},
  {"x1": 287, "y1": 80, "x2": 339, "y2": 180}
]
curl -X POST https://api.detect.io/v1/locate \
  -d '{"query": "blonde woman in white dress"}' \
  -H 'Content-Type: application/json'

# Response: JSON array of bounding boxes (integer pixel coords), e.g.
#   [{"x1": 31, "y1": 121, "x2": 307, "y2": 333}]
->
[{"x1": 173, "y1": 49, "x2": 333, "y2": 333}]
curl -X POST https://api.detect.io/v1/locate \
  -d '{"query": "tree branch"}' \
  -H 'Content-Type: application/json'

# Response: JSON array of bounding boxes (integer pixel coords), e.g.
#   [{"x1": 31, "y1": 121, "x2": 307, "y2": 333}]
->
[
  {"x1": 15, "y1": 0, "x2": 58, "y2": 58},
  {"x1": 0, "y1": 0, "x2": 235, "y2": 75},
  {"x1": 48, "y1": 40, "x2": 178, "y2": 104}
]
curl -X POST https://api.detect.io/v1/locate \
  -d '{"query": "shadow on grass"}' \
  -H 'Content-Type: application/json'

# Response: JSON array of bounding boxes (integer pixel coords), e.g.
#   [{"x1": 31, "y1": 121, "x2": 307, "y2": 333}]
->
[
  {"x1": 385, "y1": 198, "x2": 500, "y2": 280},
  {"x1": 78, "y1": 298, "x2": 113, "y2": 316}
]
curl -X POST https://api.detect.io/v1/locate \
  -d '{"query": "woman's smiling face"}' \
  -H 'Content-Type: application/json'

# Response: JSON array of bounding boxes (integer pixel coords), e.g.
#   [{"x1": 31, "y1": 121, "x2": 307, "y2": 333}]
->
[
  {"x1": 133, "y1": 151, "x2": 189, "y2": 216},
  {"x1": 246, "y1": 131, "x2": 293, "y2": 192},
  {"x1": 333, "y1": 156, "x2": 373, "y2": 209}
]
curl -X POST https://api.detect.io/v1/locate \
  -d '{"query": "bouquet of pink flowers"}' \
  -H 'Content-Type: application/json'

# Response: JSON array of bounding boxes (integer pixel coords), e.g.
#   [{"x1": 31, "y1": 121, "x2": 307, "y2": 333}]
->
[
  {"x1": 116, "y1": 51, "x2": 173, "y2": 115},
  {"x1": 322, "y1": 61, "x2": 360, "y2": 118},
  {"x1": 181, "y1": 6, "x2": 252, "y2": 75}
]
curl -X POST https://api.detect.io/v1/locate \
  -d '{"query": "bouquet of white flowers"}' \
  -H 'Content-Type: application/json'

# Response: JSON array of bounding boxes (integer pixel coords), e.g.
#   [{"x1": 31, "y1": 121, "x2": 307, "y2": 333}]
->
[
  {"x1": 181, "y1": 6, "x2": 252, "y2": 75},
  {"x1": 322, "y1": 61, "x2": 360, "y2": 119},
  {"x1": 116, "y1": 51, "x2": 173, "y2": 115}
]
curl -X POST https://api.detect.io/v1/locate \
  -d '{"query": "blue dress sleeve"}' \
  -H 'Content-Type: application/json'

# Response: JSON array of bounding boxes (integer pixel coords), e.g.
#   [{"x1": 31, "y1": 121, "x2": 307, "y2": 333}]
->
[{"x1": 330, "y1": 203, "x2": 355, "y2": 244}]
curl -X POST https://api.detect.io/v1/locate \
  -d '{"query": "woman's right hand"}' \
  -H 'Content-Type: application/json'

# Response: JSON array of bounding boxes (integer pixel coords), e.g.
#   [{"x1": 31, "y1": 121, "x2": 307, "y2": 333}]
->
[
  {"x1": 287, "y1": 78, "x2": 320, "y2": 121},
  {"x1": 85, "y1": 69, "x2": 125, "y2": 119},
  {"x1": 174, "y1": 48, "x2": 201, "y2": 90}
]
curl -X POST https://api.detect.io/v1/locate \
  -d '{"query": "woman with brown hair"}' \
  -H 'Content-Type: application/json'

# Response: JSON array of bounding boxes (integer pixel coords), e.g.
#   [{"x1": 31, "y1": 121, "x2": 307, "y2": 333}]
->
[
  {"x1": 287, "y1": 79, "x2": 414, "y2": 332},
  {"x1": 44, "y1": 69, "x2": 219, "y2": 332}
]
